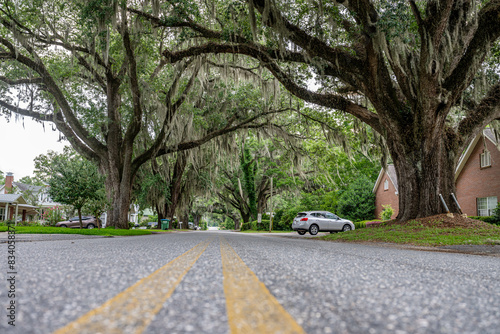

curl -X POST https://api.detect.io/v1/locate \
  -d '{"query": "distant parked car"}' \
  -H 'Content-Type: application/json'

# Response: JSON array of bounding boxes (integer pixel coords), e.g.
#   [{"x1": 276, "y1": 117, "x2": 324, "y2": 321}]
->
[
  {"x1": 292, "y1": 211, "x2": 355, "y2": 235},
  {"x1": 56, "y1": 216, "x2": 99, "y2": 229}
]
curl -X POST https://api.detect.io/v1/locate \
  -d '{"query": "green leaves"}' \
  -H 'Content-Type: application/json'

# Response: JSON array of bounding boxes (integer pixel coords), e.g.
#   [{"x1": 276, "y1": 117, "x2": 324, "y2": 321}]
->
[
  {"x1": 336, "y1": 175, "x2": 376, "y2": 221},
  {"x1": 47, "y1": 152, "x2": 105, "y2": 211}
]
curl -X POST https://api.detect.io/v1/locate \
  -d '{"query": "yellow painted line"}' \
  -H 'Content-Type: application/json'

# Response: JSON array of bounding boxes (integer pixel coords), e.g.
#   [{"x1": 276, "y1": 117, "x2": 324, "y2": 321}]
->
[
  {"x1": 220, "y1": 237, "x2": 306, "y2": 334},
  {"x1": 53, "y1": 239, "x2": 212, "y2": 334}
]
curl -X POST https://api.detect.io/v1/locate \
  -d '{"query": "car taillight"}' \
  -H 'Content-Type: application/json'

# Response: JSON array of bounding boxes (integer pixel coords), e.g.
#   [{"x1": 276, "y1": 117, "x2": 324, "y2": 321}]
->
[{"x1": 300, "y1": 217, "x2": 308, "y2": 221}]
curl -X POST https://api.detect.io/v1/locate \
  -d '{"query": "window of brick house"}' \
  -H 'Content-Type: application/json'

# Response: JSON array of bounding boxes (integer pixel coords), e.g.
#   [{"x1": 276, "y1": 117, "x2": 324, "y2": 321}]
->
[
  {"x1": 0, "y1": 208, "x2": 4, "y2": 221},
  {"x1": 384, "y1": 179, "x2": 389, "y2": 190},
  {"x1": 477, "y1": 196, "x2": 497, "y2": 216},
  {"x1": 480, "y1": 150, "x2": 491, "y2": 168}
]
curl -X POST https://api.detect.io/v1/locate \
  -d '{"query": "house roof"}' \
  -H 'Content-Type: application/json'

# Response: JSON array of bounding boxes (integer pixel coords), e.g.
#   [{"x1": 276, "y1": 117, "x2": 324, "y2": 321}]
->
[
  {"x1": 12, "y1": 182, "x2": 45, "y2": 193},
  {"x1": 455, "y1": 128, "x2": 499, "y2": 180},
  {"x1": 0, "y1": 194, "x2": 28, "y2": 205},
  {"x1": 372, "y1": 164, "x2": 398, "y2": 193}
]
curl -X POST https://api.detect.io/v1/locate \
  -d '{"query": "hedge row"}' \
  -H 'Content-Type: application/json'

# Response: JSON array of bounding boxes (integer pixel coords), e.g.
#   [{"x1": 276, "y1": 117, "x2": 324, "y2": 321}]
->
[{"x1": 468, "y1": 216, "x2": 500, "y2": 226}]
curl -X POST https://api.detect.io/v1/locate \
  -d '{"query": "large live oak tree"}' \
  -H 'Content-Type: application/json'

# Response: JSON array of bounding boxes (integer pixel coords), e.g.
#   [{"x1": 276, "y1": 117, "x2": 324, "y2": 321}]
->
[
  {"x1": 131, "y1": 0, "x2": 500, "y2": 221},
  {"x1": 0, "y1": 0, "x2": 283, "y2": 228}
]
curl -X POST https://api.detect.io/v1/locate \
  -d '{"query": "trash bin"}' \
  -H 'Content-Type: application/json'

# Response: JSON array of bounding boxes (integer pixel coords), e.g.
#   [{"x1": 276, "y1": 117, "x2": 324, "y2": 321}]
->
[{"x1": 160, "y1": 219, "x2": 170, "y2": 230}]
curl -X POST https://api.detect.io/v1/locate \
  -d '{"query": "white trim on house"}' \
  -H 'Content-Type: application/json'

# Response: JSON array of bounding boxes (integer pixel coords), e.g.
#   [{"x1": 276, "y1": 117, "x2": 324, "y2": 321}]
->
[{"x1": 372, "y1": 168, "x2": 385, "y2": 193}]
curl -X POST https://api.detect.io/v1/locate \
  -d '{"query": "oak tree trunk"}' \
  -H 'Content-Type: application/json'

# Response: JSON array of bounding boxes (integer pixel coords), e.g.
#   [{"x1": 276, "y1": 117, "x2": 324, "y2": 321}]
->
[
  {"x1": 165, "y1": 152, "x2": 188, "y2": 228},
  {"x1": 387, "y1": 126, "x2": 460, "y2": 222}
]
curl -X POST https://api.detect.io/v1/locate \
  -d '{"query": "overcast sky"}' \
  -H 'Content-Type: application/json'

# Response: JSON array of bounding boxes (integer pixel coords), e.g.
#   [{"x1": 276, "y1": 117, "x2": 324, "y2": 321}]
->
[{"x1": 0, "y1": 116, "x2": 67, "y2": 179}]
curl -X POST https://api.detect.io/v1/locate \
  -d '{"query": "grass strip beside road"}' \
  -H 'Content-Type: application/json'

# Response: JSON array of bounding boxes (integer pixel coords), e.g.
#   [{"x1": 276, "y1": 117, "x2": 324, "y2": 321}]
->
[
  {"x1": 220, "y1": 237, "x2": 305, "y2": 334},
  {"x1": 0, "y1": 226, "x2": 152, "y2": 236},
  {"x1": 321, "y1": 220, "x2": 500, "y2": 246},
  {"x1": 238, "y1": 230, "x2": 293, "y2": 233},
  {"x1": 53, "y1": 238, "x2": 212, "y2": 334}
]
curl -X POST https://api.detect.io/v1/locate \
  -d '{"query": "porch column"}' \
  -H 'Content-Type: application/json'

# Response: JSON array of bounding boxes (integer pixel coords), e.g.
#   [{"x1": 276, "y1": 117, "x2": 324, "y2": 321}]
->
[
  {"x1": 14, "y1": 203, "x2": 19, "y2": 227},
  {"x1": 4, "y1": 203, "x2": 8, "y2": 221}
]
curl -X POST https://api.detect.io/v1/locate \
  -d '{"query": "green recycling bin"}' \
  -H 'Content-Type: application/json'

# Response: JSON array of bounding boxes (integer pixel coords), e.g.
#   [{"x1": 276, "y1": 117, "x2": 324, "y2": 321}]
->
[{"x1": 161, "y1": 219, "x2": 170, "y2": 230}]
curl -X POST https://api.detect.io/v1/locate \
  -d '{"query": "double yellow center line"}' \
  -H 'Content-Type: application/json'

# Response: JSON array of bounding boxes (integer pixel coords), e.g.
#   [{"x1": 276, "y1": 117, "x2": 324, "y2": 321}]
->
[
  {"x1": 54, "y1": 237, "x2": 305, "y2": 334},
  {"x1": 221, "y1": 238, "x2": 305, "y2": 334}
]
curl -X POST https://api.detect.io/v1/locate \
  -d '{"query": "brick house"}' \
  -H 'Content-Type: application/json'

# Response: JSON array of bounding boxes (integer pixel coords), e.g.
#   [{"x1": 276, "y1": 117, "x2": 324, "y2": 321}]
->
[
  {"x1": 455, "y1": 129, "x2": 500, "y2": 216},
  {"x1": 373, "y1": 129, "x2": 499, "y2": 218}
]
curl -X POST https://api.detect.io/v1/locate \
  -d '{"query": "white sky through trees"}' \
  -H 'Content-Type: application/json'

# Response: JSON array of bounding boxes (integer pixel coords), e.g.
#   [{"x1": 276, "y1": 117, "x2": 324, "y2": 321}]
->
[{"x1": 0, "y1": 116, "x2": 67, "y2": 178}]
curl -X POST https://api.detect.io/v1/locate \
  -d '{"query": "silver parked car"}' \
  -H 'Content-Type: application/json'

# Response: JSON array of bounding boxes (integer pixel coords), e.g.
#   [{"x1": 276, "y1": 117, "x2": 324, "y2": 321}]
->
[{"x1": 292, "y1": 211, "x2": 355, "y2": 235}]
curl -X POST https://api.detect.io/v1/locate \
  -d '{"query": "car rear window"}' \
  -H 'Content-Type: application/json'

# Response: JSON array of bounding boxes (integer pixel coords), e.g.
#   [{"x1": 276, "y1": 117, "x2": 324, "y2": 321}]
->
[{"x1": 295, "y1": 212, "x2": 307, "y2": 218}]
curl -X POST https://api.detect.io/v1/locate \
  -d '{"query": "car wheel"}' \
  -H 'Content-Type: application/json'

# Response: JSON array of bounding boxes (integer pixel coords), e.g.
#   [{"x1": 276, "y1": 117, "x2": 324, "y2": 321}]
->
[
  {"x1": 87, "y1": 224, "x2": 95, "y2": 229},
  {"x1": 342, "y1": 224, "x2": 352, "y2": 232},
  {"x1": 309, "y1": 224, "x2": 319, "y2": 235},
  {"x1": 297, "y1": 230, "x2": 306, "y2": 235},
  {"x1": 60, "y1": 224, "x2": 67, "y2": 228}
]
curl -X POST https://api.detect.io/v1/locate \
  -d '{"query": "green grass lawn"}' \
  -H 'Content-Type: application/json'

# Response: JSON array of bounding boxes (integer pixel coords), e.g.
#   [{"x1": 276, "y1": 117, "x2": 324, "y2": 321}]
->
[
  {"x1": 0, "y1": 226, "x2": 152, "y2": 236},
  {"x1": 320, "y1": 220, "x2": 500, "y2": 246}
]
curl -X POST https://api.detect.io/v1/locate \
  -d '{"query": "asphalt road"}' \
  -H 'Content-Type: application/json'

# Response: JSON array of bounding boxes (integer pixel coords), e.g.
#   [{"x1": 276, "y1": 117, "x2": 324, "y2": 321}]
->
[{"x1": 1, "y1": 231, "x2": 499, "y2": 333}]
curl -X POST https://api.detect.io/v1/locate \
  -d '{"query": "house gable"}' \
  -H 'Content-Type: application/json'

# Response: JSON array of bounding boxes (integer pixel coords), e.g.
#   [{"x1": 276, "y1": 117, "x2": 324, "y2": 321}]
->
[{"x1": 373, "y1": 165, "x2": 399, "y2": 219}]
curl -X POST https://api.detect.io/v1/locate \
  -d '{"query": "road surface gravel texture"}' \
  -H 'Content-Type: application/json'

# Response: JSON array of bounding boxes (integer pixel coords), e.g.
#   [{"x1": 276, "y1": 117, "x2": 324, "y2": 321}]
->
[{"x1": 0, "y1": 231, "x2": 499, "y2": 333}]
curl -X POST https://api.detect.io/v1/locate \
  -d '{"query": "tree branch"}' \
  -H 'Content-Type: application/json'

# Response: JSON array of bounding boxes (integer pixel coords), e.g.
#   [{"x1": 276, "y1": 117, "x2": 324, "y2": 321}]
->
[
  {"x1": 444, "y1": 0, "x2": 500, "y2": 100},
  {"x1": 122, "y1": 18, "x2": 143, "y2": 150},
  {"x1": 0, "y1": 76, "x2": 43, "y2": 85},
  {"x1": 457, "y1": 83, "x2": 500, "y2": 150},
  {"x1": 131, "y1": 61, "x2": 201, "y2": 175},
  {"x1": 0, "y1": 99, "x2": 99, "y2": 161},
  {"x1": 163, "y1": 42, "x2": 381, "y2": 132},
  {"x1": 0, "y1": 36, "x2": 107, "y2": 156}
]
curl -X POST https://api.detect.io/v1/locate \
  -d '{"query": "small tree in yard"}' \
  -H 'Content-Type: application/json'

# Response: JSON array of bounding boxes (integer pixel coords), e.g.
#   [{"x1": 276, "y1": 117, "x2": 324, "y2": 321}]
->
[
  {"x1": 48, "y1": 155, "x2": 105, "y2": 229},
  {"x1": 83, "y1": 188, "x2": 110, "y2": 229}
]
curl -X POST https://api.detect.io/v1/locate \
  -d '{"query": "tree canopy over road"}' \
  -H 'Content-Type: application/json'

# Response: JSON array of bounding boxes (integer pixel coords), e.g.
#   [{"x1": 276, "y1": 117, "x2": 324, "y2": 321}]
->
[{"x1": 127, "y1": 0, "x2": 500, "y2": 221}]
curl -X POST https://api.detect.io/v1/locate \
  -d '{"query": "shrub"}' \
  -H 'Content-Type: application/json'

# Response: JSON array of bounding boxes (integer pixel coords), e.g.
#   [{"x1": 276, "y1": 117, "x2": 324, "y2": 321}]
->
[
  {"x1": 220, "y1": 217, "x2": 235, "y2": 230},
  {"x1": 379, "y1": 204, "x2": 394, "y2": 221},
  {"x1": 17, "y1": 221, "x2": 41, "y2": 227},
  {"x1": 255, "y1": 219, "x2": 270, "y2": 231},
  {"x1": 42, "y1": 206, "x2": 64, "y2": 226},
  {"x1": 200, "y1": 220, "x2": 207, "y2": 230},
  {"x1": 354, "y1": 221, "x2": 367, "y2": 229},
  {"x1": 491, "y1": 203, "x2": 500, "y2": 225},
  {"x1": 240, "y1": 221, "x2": 251, "y2": 231},
  {"x1": 468, "y1": 215, "x2": 499, "y2": 226},
  {"x1": 337, "y1": 176, "x2": 376, "y2": 221},
  {"x1": 355, "y1": 220, "x2": 382, "y2": 228}
]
